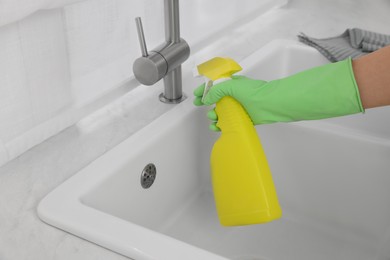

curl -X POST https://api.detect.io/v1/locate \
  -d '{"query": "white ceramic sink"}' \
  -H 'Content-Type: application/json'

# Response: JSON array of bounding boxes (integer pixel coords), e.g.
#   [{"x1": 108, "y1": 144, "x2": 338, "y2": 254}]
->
[{"x1": 38, "y1": 40, "x2": 390, "y2": 260}]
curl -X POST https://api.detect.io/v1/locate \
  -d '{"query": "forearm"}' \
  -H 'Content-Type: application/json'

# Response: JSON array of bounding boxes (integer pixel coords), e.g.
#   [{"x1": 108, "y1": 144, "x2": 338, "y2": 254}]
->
[{"x1": 352, "y1": 45, "x2": 390, "y2": 109}]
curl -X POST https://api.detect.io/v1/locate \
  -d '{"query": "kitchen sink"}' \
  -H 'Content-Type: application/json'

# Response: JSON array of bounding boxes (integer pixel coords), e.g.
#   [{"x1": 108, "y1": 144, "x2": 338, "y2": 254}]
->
[{"x1": 38, "y1": 40, "x2": 390, "y2": 260}]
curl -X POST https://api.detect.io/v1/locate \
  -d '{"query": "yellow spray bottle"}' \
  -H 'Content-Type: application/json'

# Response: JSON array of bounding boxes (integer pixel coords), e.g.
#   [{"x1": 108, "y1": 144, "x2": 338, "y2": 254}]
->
[{"x1": 196, "y1": 57, "x2": 282, "y2": 226}]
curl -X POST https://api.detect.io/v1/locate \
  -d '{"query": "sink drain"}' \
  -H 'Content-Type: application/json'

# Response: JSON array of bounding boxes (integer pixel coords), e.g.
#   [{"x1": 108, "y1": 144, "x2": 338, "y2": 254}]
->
[{"x1": 140, "y1": 163, "x2": 156, "y2": 189}]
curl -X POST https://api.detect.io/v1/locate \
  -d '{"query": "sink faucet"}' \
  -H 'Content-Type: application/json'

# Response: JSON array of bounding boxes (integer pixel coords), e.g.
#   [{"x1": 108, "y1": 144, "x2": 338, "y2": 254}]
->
[{"x1": 133, "y1": 0, "x2": 190, "y2": 104}]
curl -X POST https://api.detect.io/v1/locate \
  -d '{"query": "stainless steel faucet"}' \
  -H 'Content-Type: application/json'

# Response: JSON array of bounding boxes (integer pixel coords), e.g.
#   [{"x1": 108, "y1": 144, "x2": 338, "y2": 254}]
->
[{"x1": 133, "y1": 0, "x2": 190, "y2": 104}]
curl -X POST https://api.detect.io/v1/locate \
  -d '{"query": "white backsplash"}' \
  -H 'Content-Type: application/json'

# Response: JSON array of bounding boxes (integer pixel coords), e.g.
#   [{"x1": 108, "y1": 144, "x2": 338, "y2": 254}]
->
[{"x1": 0, "y1": 0, "x2": 286, "y2": 167}]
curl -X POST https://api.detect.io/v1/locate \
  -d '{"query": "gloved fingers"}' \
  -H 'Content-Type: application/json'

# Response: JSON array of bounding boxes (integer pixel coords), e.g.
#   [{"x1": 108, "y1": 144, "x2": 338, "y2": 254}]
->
[
  {"x1": 193, "y1": 96, "x2": 204, "y2": 106},
  {"x1": 207, "y1": 109, "x2": 219, "y2": 131},
  {"x1": 202, "y1": 80, "x2": 233, "y2": 105},
  {"x1": 193, "y1": 83, "x2": 206, "y2": 106},
  {"x1": 193, "y1": 83, "x2": 205, "y2": 97},
  {"x1": 194, "y1": 86, "x2": 220, "y2": 131},
  {"x1": 209, "y1": 122, "x2": 221, "y2": 132},
  {"x1": 203, "y1": 87, "x2": 228, "y2": 105},
  {"x1": 207, "y1": 108, "x2": 218, "y2": 121},
  {"x1": 202, "y1": 76, "x2": 267, "y2": 105}
]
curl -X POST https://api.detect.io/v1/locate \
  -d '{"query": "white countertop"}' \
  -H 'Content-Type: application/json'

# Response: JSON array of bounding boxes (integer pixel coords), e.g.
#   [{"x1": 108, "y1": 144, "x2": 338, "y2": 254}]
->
[{"x1": 1, "y1": 0, "x2": 389, "y2": 259}]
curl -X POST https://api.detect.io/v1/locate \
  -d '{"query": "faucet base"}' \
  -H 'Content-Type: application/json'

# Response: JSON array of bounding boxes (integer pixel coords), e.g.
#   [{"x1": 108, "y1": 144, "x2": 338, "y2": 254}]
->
[{"x1": 159, "y1": 93, "x2": 187, "y2": 104}]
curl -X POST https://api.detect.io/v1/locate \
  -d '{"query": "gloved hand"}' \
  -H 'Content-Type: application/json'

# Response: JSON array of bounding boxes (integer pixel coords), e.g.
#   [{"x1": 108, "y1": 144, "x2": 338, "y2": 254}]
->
[{"x1": 194, "y1": 58, "x2": 364, "y2": 131}]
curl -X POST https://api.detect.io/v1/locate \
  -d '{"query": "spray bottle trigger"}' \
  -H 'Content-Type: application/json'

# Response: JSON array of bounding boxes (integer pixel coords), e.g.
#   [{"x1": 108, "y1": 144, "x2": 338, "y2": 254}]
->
[{"x1": 201, "y1": 80, "x2": 213, "y2": 103}]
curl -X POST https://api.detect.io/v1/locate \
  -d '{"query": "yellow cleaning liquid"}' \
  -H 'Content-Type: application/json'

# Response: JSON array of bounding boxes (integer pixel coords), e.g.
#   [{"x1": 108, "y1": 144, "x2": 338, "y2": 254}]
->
[{"x1": 197, "y1": 57, "x2": 282, "y2": 226}]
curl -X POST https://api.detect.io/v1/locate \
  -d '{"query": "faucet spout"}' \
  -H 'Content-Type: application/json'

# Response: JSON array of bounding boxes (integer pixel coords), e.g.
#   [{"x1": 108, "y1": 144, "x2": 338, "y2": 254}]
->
[{"x1": 165, "y1": 0, "x2": 180, "y2": 44}]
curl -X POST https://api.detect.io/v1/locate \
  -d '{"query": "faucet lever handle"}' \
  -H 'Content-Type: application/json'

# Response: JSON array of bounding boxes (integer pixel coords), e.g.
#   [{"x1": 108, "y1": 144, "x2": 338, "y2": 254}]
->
[{"x1": 135, "y1": 17, "x2": 148, "y2": 57}]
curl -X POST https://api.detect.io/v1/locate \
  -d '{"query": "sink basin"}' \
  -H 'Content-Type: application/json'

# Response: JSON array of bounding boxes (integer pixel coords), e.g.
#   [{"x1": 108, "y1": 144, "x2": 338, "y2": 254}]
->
[{"x1": 38, "y1": 39, "x2": 390, "y2": 260}]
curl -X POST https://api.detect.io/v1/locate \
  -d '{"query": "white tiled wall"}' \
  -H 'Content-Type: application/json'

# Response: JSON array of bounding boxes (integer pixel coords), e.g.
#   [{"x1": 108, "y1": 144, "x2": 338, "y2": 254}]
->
[{"x1": 0, "y1": 0, "x2": 286, "y2": 167}]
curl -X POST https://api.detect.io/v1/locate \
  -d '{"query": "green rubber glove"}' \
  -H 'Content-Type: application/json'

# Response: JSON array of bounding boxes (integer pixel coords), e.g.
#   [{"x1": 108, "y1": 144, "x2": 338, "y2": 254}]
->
[{"x1": 194, "y1": 58, "x2": 364, "y2": 131}]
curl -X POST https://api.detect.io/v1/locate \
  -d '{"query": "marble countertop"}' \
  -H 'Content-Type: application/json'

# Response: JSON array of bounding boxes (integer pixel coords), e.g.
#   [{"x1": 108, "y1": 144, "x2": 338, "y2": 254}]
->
[{"x1": 1, "y1": 0, "x2": 389, "y2": 259}]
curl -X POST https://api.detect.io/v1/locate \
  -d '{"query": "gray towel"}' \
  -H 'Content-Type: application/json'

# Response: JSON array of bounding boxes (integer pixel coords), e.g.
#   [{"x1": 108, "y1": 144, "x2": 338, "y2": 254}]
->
[{"x1": 298, "y1": 28, "x2": 390, "y2": 62}]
